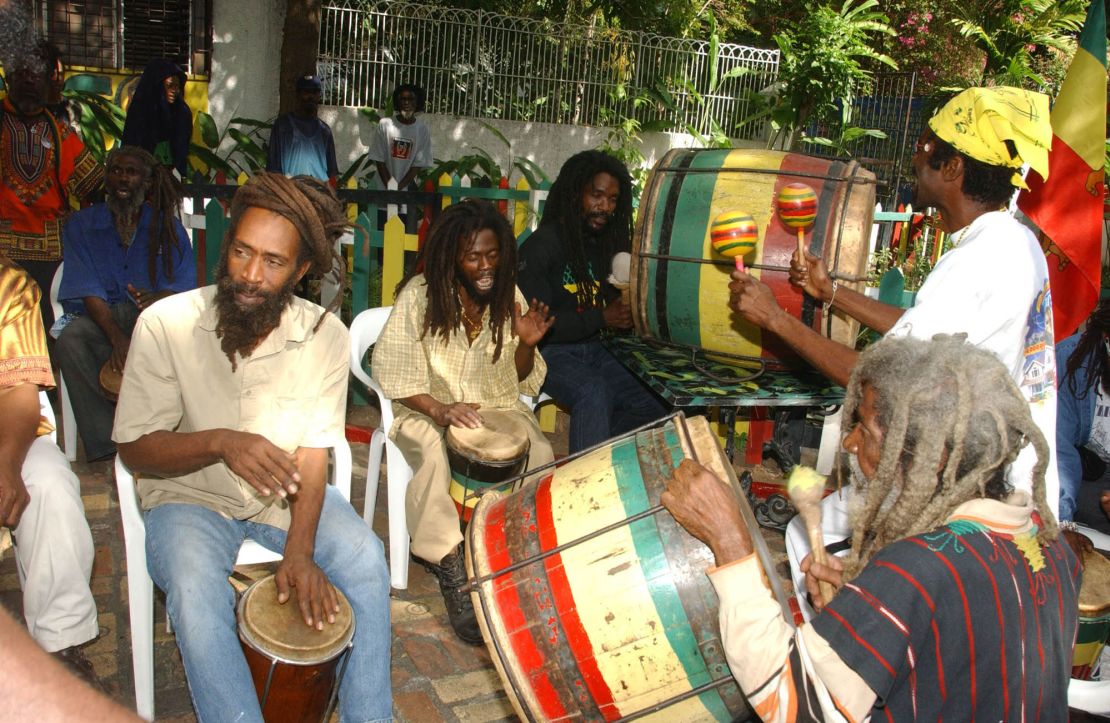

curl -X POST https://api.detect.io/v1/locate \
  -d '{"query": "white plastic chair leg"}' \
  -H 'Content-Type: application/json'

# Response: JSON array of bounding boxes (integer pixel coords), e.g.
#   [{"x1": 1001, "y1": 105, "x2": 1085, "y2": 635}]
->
[
  {"x1": 60, "y1": 374, "x2": 78, "y2": 462},
  {"x1": 124, "y1": 530, "x2": 155, "y2": 720},
  {"x1": 363, "y1": 429, "x2": 385, "y2": 526},
  {"x1": 385, "y1": 442, "x2": 412, "y2": 590}
]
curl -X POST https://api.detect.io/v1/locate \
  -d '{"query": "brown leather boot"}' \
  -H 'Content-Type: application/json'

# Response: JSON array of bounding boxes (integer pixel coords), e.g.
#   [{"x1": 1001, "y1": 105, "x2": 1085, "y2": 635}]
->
[{"x1": 419, "y1": 543, "x2": 483, "y2": 645}]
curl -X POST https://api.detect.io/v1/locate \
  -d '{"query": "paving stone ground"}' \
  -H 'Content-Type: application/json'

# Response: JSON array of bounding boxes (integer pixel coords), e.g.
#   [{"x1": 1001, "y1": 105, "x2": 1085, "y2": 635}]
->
[{"x1": 0, "y1": 401, "x2": 791, "y2": 722}]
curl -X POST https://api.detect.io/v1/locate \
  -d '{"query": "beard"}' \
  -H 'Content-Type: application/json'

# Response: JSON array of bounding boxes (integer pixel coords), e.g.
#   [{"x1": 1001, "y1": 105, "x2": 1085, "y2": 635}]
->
[
  {"x1": 107, "y1": 192, "x2": 146, "y2": 238},
  {"x1": 456, "y1": 269, "x2": 493, "y2": 304},
  {"x1": 213, "y1": 271, "x2": 297, "y2": 368}
]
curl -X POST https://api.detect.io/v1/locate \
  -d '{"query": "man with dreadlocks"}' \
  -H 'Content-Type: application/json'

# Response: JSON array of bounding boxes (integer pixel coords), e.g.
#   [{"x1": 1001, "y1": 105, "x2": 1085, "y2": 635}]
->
[
  {"x1": 112, "y1": 173, "x2": 391, "y2": 722},
  {"x1": 663, "y1": 334, "x2": 1079, "y2": 721},
  {"x1": 55, "y1": 146, "x2": 195, "y2": 461},
  {"x1": 518, "y1": 149, "x2": 667, "y2": 453},
  {"x1": 373, "y1": 199, "x2": 555, "y2": 644}
]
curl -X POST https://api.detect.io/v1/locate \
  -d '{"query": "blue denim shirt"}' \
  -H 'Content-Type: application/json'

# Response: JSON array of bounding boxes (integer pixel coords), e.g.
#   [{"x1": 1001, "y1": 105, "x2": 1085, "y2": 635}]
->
[{"x1": 1056, "y1": 333, "x2": 1096, "y2": 521}]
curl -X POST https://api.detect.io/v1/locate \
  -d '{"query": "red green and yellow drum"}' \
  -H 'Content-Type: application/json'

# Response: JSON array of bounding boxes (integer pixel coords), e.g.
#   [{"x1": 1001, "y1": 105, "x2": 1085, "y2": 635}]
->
[
  {"x1": 631, "y1": 149, "x2": 875, "y2": 367},
  {"x1": 446, "y1": 410, "x2": 530, "y2": 523},
  {"x1": 465, "y1": 415, "x2": 790, "y2": 721},
  {"x1": 1074, "y1": 550, "x2": 1110, "y2": 680}
]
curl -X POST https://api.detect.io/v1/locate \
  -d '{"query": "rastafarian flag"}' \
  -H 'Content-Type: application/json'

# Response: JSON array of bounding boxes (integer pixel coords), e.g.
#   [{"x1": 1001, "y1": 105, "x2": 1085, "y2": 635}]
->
[{"x1": 1018, "y1": 0, "x2": 1107, "y2": 341}]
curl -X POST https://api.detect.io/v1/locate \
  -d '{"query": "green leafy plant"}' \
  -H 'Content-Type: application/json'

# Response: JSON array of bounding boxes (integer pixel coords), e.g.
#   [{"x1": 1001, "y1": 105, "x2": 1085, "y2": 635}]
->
[{"x1": 63, "y1": 89, "x2": 125, "y2": 161}]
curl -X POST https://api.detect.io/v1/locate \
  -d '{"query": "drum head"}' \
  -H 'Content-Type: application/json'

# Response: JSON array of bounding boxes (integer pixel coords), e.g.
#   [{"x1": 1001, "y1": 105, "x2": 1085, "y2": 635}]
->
[
  {"x1": 1080, "y1": 551, "x2": 1110, "y2": 616},
  {"x1": 447, "y1": 409, "x2": 529, "y2": 462},
  {"x1": 238, "y1": 575, "x2": 354, "y2": 664},
  {"x1": 99, "y1": 362, "x2": 123, "y2": 400}
]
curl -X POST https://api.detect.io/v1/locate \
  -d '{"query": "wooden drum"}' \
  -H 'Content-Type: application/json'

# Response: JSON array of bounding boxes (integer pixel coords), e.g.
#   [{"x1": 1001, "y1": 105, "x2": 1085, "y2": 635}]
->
[
  {"x1": 632, "y1": 148, "x2": 875, "y2": 368},
  {"x1": 446, "y1": 410, "x2": 530, "y2": 523},
  {"x1": 465, "y1": 414, "x2": 791, "y2": 721},
  {"x1": 98, "y1": 361, "x2": 123, "y2": 401},
  {"x1": 237, "y1": 575, "x2": 355, "y2": 722},
  {"x1": 1075, "y1": 551, "x2": 1110, "y2": 680}
]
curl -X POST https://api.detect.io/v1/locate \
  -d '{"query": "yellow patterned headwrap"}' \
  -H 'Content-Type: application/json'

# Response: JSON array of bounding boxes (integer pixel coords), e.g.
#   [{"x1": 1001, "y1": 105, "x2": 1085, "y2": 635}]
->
[{"x1": 927, "y1": 87, "x2": 1052, "y2": 190}]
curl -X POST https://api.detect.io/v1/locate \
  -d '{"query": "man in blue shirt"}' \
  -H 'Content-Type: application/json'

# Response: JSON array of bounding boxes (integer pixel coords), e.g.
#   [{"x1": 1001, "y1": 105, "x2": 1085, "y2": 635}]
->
[
  {"x1": 56, "y1": 146, "x2": 196, "y2": 461},
  {"x1": 266, "y1": 75, "x2": 339, "y2": 187}
]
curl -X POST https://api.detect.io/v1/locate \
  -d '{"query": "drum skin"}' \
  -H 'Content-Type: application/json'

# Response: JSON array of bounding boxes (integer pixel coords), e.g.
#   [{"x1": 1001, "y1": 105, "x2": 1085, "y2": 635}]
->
[
  {"x1": 1074, "y1": 551, "x2": 1110, "y2": 680},
  {"x1": 237, "y1": 575, "x2": 354, "y2": 722},
  {"x1": 447, "y1": 410, "x2": 531, "y2": 522},
  {"x1": 466, "y1": 416, "x2": 788, "y2": 722},
  {"x1": 632, "y1": 148, "x2": 875, "y2": 367}
]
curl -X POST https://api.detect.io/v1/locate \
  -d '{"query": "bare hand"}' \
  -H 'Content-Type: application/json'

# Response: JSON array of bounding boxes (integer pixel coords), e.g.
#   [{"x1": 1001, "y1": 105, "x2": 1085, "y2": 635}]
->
[
  {"x1": 127, "y1": 284, "x2": 171, "y2": 311},
  {"x1": 728, "y1": 270, "x2": 787, "y2": 329},
  {"x1": 1101, "y1": 490, "x2": 1110, "y2": 520},
  {"x1": 513, "y1": 299, "x2": 554, "y2": 347},
  {"x1": 274, "y1": 554, "x2": 340, "y2": 630},
  {"x1": 602, "y1": 297, "x2": 633, "y2": 330},
  {"x1": 0, "y1": 467, "x2": 30, "y2": 528},
  {"x1": 108, "y1": 335, "x2": 130, "y2": 373},
  {"x1": 1063, "y1": 529, "x2": 1095, "y2": 560},
  {"x1": 661, "y1": 459, "x2": 751, "y2": 565},
  {"x1": 788, "y1": 250, "x2": 835, "y2": 302},
  {"x1": 800, "y1": 553, "x2": 844, "y2": 612},
  {"x1": 433, "y1": 402, "x2": 483, "y2": 429},
  {"x1": 218, "y1": 431, "x2": 301, "y2": 498}
]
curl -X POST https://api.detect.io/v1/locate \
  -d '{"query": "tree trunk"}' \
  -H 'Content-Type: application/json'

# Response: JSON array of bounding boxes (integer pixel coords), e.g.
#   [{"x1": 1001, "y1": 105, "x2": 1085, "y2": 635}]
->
[{"x1": 279, "y1": 0, "x2": 322, "y2": 114}]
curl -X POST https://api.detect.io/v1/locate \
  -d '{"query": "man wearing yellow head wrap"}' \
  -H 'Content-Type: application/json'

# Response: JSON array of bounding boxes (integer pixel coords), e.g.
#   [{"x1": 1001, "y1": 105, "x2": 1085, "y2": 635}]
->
[{"x1": 727, "y1": 86, "x2": 1065, "y2": 620}]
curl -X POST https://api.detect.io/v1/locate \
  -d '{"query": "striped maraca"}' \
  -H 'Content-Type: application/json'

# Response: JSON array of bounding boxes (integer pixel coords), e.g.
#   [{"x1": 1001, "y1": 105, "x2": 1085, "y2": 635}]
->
[
  {"x1": 777, "y1": 183, "x2": 817, "y2": 260},
  {"x1": 710, "y1": 210, "x2": 758, "y2": 271}
]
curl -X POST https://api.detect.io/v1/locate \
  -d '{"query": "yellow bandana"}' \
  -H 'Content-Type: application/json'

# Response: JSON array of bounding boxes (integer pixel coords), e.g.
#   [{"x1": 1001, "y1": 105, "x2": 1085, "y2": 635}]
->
[{"x1": 928, "y1": 87, "x2": 1052, "y2": 190}]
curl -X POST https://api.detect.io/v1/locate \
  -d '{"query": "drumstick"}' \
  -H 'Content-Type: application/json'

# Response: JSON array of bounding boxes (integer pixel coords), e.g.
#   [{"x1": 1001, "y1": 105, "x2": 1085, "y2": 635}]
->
[{"x1": 786, "y1": 465, "x2": 836, "y2": 605}]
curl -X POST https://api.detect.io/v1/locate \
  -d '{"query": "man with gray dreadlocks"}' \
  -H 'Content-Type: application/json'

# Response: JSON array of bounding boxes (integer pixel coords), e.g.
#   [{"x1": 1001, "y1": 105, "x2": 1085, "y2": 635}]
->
[
  {"x1": 518, "y1": 150, "x2": 667, "y2": 453},
  {"x1": 664, "y1": 334, "x2": 1079, "y2": 721},
  {"x1": 113, "y1": 173, "x2": 391, "y2": 722},
  {"x1": 55, "y1": 145, "x2": 196, "y2": 461}
]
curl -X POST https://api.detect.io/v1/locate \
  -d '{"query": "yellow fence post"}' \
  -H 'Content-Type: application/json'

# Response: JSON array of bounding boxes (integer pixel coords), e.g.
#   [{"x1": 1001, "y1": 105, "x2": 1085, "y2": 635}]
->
[
  {"x1": 380, "y1": 215, "x2": 420, "y2": 305},
  {"x1": 513, "y1": 177, "x2": 531, "y2": 238}
]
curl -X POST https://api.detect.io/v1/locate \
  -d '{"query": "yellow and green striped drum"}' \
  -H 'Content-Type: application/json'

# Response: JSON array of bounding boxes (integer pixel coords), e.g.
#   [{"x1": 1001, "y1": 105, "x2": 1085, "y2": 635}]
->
[
  {"x1": 465, "y1": 415, "x2": 791, "y2": 721},
  {"x1": 1074, "y1": 550, "x2": 1110, "y2": 680},
  {"x1": 631, "y1": 149, "x2": 875, "y2": 367},
  {"x1": 446, "y1": 410, "x2": 530, "y2": 523}
]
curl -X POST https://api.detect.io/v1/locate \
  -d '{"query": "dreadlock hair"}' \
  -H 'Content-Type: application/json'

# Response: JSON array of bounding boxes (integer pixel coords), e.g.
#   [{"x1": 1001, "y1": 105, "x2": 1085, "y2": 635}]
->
[
  {"x1": 839, "y1": 334, "x2": 1056, "y2": 580},
  {"x1": 107, "y1": 145, "x2": 185, "y2": 287},
  {"x1": 397, "y1": 200, "x2": 518, "y2": 362},
  {"x1": 220, "y1": 173, "x2": 349, "y2": 325},
  {"x1": 539, "y1": 150, "x2": 633, "y2": 309},
  {"x1": 925, "y1": 130, "x2": 1017, "y2": 208},
  {"x1": 392, "y1": 83, "x2": 426, "y2": 112},
  {"x1": 1064, "y1": 300, "x2": 1110, "y2": 401}
]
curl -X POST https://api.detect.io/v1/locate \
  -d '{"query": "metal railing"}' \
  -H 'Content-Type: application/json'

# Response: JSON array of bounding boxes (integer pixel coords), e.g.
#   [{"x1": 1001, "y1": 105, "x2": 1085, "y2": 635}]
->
[{"x1": 318, "y1": 0, "x2": 779, "y2": 139}]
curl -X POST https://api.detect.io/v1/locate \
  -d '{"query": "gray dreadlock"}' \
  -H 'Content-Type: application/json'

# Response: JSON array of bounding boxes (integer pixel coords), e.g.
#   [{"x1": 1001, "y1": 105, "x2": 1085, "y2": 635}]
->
[
  {"x1": 223, "y1": 172, "x2": 349, "y2": 325},
  {"x1": 839, "y1": 334, "x2": 1056, "y2": 579}
]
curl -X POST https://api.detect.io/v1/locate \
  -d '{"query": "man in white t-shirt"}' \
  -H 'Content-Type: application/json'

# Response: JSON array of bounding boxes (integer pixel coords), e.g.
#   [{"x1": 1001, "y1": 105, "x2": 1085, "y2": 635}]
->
[
  {"x1": 370, "y1": 83, "x2": 432, "y2": 191},
  {"x1": 727, "y1": 87, "x2": 1060, "y2": 618}
]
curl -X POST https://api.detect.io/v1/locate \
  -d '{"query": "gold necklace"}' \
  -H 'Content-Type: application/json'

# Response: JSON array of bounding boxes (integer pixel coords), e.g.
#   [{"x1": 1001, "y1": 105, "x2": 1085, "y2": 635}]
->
[{"x1": 459, "y1": 296, "x2": 484, "y2": 340}]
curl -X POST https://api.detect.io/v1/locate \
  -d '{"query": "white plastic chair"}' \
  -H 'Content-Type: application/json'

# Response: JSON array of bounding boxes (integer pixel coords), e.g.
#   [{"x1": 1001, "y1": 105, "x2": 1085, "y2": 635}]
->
[
  {"x1": 348, "y1": 307, "x2": 408, "y2": 589},
  {"x1": 115, "y1": 442, "x2": 353, "y2": 721},
  {"x1": 1069, "y1": 522, "x2": 1110, "y2": 715},
  {"x1": 48, "y1": 263, "x2": 78, "y2": 461}
]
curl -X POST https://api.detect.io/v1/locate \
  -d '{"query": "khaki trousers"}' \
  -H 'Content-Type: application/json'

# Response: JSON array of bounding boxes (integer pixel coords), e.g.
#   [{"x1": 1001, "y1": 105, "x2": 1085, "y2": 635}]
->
[{"x1": 393, "y1": 408, "x2": 554, "y2": 565}]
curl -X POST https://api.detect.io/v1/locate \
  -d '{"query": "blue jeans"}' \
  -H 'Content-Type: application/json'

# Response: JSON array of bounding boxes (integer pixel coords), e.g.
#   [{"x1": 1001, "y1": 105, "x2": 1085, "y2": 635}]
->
[
  {"x1": 541, "y1": 339, "x2": 669, "y2": 453},
  {"x1": 145, "y1": 487, "x2": 392, "y2": 723}
]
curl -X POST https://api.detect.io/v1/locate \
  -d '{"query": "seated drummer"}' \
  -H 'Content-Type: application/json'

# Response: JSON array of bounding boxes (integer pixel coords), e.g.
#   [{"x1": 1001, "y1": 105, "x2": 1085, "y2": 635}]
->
[
  {"x1": 113, "y1": 174, "x2": 391, "y2": 722},
  {"x1": 517, "y1": 150, "x2": 667, "y2": 454},
  {"x1": 56, "y1": 146, "x2": 196, "y2": 461},
  {"x1": 372, "y1": 199, "x2": 555, "y2": 645},
  {"x1": 663, "y1": 335, "x2": 1078, "y2": 721}
]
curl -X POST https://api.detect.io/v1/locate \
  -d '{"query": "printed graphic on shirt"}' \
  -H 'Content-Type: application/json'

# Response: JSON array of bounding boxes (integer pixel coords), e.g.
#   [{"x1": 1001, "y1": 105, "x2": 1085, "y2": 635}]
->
[
  {"x1": 561, "y1": 261, "x2": 598, "y2": 309},
  {"x1": 1086, "y1": 385, "x2": 1110, "y2": 463},
  {"x1": 390, "y1": 137, "x2": 413, "y2": 160},
  {"x1": 1021, "y1": 280, "x2": 1056, "y2": 404}
]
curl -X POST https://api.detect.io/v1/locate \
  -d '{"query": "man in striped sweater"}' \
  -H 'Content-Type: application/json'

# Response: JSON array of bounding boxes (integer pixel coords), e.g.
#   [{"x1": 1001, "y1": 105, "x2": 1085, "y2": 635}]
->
[{"x1": 663, "y1": 334, "x2": 1079, "y2": 721}]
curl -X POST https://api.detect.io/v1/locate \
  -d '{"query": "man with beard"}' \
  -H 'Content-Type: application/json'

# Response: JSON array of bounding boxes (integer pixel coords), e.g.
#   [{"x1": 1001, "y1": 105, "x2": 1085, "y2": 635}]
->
[
  {"x1": 373, "y1": 200, "x2": 555, "y2": 644},
  {"x1": 727, "y1": 87, "x2": 1064, "y2": 618},
  {"x1": 112, "y1": 173, "x2": 392, "y2": 722},
  {"x1": 662, "y1": 335, "x2": 1076, "y2": 721},
  {"x1": 0, "y1": 40, "x2": 103, "y2": 331},
  {"x1": 267, "y1": 75, "x2": 338, "y2": 187},
  {"x1": 0, "y1": 255, "x2": 102, "y2": 689},
  {"x1": 55, "y1": 146, "x2": 195, "y2": 461},
  {"x1": 517, "y1": 149, "x2": 667, "y2": 453}
]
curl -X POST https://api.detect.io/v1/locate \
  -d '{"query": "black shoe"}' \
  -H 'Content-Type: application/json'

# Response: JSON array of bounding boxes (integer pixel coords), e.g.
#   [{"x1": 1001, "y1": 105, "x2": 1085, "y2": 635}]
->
[
  {"x1": 52, "y1": 643, "x2": 108, "y2": 693},
  {"x1": 419, "y1": 544, "x2": 483, "y2": 646}
]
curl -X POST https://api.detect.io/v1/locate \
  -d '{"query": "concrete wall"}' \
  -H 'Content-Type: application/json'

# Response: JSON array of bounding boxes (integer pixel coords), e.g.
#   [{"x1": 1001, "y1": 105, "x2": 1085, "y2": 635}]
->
[{"x1": 209, "y1": 0, "x2": 285, "y2": 138}]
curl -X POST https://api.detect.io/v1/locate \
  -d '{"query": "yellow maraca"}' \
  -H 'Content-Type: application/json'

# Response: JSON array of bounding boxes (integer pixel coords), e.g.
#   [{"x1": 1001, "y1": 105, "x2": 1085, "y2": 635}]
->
[
  {"x1": 777, "y1": 183, "x2": 818, "y2": 261},
  {"x1": 710, "y1": 210, "x2": 758, "y2": 272}
]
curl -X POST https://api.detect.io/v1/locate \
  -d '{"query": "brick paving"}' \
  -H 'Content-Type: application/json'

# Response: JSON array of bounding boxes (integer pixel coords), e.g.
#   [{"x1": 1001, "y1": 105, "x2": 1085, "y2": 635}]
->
[{"x1": 0, "y1": 403, "x2": 792, "y2": 722}]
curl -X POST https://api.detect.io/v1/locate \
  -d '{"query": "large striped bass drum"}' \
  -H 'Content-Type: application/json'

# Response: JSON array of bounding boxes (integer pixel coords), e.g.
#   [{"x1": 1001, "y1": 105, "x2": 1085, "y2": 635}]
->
[{"x1": 465, "y1": 414, "x2": 791, "y2": 721}]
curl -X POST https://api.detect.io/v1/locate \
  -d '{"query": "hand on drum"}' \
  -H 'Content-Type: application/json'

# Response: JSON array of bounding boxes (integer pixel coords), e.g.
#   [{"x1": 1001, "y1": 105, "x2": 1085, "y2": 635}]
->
[
  {"x1": 799, "y1": 553, "x2": 844, "y2": 613},
  {"x1": 434, "y1": 401, "x2": 483, "y2": 430},
  {"x1": 661, "y1": 459, "x2": 752, "y2": 567},
  {"x1": 108, "y1": 335, "x2": 130, "y2": 373},
  {"x1": 219, "y1": 430, "x2": 302, "y2": 498},
  {"x1": 274, "y1": 554, "x2": 340, "y2": 630},
  {"x1": 728, "y1": 270, "x2": 786, "y2": 329},
  {"x1": 126, "y1": 283, "x2": 171, "y2": 311},
  {"x1": 513, "y1": 299, "x2": 554, "y2": 347},
  {"x1": 602, "y1": 297, "x2": 634, "y2": 330},
  {"x1": 788, "y1": 250, "x2": 835, "y2": 303}
]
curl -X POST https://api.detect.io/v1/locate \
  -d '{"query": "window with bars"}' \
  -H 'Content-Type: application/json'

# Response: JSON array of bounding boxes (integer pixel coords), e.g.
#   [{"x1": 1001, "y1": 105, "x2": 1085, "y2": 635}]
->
[{"x1": 35, "y1": 0, "x2": 212, "y2": 75}]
